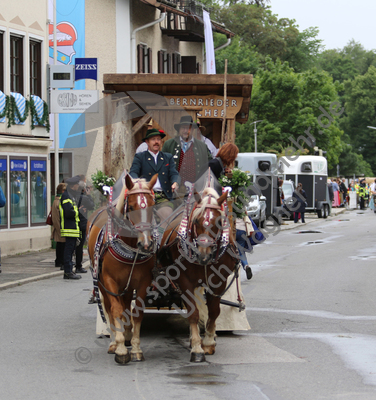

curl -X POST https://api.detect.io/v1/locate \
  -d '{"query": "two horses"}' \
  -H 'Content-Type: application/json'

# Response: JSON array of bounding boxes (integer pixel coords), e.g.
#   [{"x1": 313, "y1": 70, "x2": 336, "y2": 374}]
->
[{"x1": 87, "y1": 177, "x2": 240, "y2": 364}]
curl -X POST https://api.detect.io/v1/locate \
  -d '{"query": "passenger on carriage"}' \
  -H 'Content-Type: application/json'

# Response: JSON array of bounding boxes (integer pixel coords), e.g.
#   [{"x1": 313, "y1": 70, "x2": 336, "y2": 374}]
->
[
  {"x1": 129, "y1": 128, "x2": 180, "y2": 228},
  {"x1": 162, "y1": 115, "x2": 212, "y2": 193},
  {"x1": 208, "y1": 143, "x2": 253, "y2": 280},
  {"x1": 59, "y1": 175, "x2": 83, "y2": 280}
]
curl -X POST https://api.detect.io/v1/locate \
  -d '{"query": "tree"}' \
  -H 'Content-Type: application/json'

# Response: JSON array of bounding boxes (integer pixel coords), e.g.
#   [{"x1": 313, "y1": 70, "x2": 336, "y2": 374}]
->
[
  {"x1": 235, "y1": 58, "x2": 344, "y2": 169},
  {"x1": 342, "y1": 65, "x2": 376, "y2": 173},
  {"x1": 214, "y1": 4, "x2": 322, "y2": 72},
  {"x1": 215, "y1": 36, "x2": 260, "y2": 74}
]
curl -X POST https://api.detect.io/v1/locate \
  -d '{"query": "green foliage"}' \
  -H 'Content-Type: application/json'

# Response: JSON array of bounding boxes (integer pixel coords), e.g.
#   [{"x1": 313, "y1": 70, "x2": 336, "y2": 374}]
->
[
  {"x1": 91, "y1": 170, "x2": 116, "y2": 195},
  {"x1": 341, "y1": 65, "x2": 376, "y2": 173},
  {"x1": 218, "y1": 168, "x2": 252, "y2": 217},
  {"x1": 235, "y1": 58, "x2": 344, "y2": 170},
  {"x1": 0, "y1": 92, "x2": 50, "y2": 132},
  {"x1": 214, "y1": 4, "x2": 322, "y2": 72},
  {"x1": 215, "y1": 36, "x2": 260, "y2": 74}
]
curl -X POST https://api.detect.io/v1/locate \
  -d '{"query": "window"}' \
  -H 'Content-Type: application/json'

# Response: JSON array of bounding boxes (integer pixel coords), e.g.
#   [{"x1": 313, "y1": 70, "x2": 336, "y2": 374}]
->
[
  {"x1": 29, "y1": 40, "x2": 41, "y2": 97},
  {"x1": 0, "y1": 158, "x2": 7, "y2": 228},
  {"x1": 137, "y1": 44, "x2": 152, "y2": 73},
  {"x1": 10, "y1": 35, "x2": 24, "y2": 95},
  {"x1": 30, "y1": 159, "x2": 47, "y2": 225},
  {"x1": 0, "y1": 32, "x2": 4, "y2": 92},
  {"x1": 10, "y1": 158, "x2": 28, "y2": 227}
]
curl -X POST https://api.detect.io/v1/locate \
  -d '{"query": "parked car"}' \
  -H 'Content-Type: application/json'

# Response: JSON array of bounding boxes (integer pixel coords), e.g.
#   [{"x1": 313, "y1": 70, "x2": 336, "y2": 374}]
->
[
  {"x1": 246, "y1": 194, "x2": 267, "y2": 228},
  {"x1": 281, "y1": 180, "x2": 295, "y2": 220}
]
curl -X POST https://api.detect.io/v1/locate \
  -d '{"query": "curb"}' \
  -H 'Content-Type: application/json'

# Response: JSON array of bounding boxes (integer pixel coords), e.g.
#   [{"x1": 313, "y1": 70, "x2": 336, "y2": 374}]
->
[
  {"x1": 280, "y1": 208, "x2": 347, "y2": 231},
  {"x1": 0, "y1": 209, "x2": 348, "y2": 291},
  {"x1": 0, "y1": 260, "x2": 91, "y2": 291}
]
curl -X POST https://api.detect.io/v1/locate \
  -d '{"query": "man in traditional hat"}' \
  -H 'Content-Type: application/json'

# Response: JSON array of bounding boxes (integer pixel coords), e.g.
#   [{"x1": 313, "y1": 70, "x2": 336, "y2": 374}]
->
[
  {"x1": 162, "y1": 115, "x2": 212, "y2": 192},
  {"x1": 59, "y1": 175, "x2": 83, "y2": 280},
  {"x1": 130, "y1": 128, "x2": 180, "y2": 227},
  {"x1": 194, "y1": 118, "x2": 218, "y2": 157}
]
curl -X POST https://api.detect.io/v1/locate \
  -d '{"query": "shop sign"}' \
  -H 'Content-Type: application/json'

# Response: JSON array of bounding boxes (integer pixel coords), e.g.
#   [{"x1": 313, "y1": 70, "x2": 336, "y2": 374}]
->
[
  {"x1": 75, "y1": 58, "x2": 98, "y2": 81},
  {"x1": 0, "y1": 159, "x2": 6, "y2": 171},
  {"x1": 31, "y1": 160, "x2": 46, "y2": 172},
  {"x1": 165, "y1": 95, "x2": 243, "y2": 119},
  {"x1": 50, "y1": 90, "x2": 99, "y2": 113},
  {"x1": 11, "y1": 160, "x2": 27, "y2": 171}
]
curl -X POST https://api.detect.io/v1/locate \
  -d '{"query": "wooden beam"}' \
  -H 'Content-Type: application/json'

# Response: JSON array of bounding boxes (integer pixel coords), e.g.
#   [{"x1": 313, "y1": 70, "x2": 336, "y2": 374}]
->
[{"x1": 131, "y1": 113, "x2": 152, "y2": 136}]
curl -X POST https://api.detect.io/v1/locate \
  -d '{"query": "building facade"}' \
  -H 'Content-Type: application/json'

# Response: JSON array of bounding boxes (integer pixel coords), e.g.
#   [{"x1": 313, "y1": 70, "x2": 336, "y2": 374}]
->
[{"x1": 0, "y1": 1, "x2": 51, "y2": 256}]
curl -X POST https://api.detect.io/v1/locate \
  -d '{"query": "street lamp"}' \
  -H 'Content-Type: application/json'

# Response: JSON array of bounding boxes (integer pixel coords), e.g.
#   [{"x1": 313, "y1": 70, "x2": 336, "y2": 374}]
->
[
  {"x1": 252, "y1": 120, "x2": 263, "y2": 152},
  {"x1": 367, "y1": 126, "x2": 376, "y2": 129}
]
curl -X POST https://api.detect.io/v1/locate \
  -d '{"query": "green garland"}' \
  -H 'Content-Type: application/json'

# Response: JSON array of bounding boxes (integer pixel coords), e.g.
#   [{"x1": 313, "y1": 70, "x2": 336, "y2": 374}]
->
[
  {"x1": 0, "y1": 93, "x2": 50, "y2": 132},
  {"x1": 29, "y1": 96, "x2": 50, "y2": 132}
]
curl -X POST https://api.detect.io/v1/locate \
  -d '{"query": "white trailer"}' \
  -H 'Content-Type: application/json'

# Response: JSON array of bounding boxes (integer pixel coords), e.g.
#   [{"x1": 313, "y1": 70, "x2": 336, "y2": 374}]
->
[
  {"x1": 279, "y1": 155, "x2": 331, "y2": 218},
  {"x1": 236, "y1": 152, "x2": 283, "y2": 224}
]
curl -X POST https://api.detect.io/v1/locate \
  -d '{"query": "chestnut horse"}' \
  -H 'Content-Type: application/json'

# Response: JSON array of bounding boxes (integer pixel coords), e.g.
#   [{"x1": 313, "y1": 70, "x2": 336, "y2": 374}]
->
[
  {"x1": 159, "y1": 187, "x2": 240, "y2": 362},
  {"x1": 87, "y1": 174, "x2": 158, "y2": 364}
]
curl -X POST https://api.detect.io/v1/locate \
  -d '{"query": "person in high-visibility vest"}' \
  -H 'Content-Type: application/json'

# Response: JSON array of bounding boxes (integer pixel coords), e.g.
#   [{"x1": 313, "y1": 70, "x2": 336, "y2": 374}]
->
[
  {"x1": 59, "y1": 175, "x2": 82, "y2": 280},
  {"x1": 358, "y1": 178, "x2": 367, "y2": 210}
]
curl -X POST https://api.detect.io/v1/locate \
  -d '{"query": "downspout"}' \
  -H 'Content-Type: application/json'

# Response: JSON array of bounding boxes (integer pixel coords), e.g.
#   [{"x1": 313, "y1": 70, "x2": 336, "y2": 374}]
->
[
  {"x1": 131, "y1": 10, "x2": 166, "y2": 73},
  {"x1": 214, "y1": 37, "x2": 231, "y2": 52},
  {"x1": 204, "y1": 37, "x2": 232, "y2": 66}
]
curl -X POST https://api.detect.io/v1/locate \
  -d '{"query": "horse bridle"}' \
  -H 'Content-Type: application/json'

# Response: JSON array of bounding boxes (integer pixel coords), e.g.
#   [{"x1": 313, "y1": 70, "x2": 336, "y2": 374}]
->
[{"x1": 178, "y1": 194, "x2": 230, "y2": 264}]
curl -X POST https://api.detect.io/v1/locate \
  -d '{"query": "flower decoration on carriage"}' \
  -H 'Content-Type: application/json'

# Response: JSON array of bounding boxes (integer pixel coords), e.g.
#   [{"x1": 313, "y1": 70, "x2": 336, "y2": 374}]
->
[
  {"x1": 218, "y1": 168, "x2": 253, "y2": 218},
  {"x1": 91, "y1": 170, "x2": 116, "y2": 195}
]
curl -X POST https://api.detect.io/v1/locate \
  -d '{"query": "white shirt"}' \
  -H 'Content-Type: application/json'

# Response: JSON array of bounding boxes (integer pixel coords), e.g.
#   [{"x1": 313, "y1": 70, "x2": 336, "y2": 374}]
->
[
  {"x1": 200, "y1": 134, "x2": 218, "y2": 157},
  {"x1": 136, "y1": 142, "x2": 148, "y2": 153},
  {"x1": 148, "y1": 150, "x2": 163, "y2": 191},
  {"x1": 370, "y1": 182, "x2": 376, "y2": 194}
]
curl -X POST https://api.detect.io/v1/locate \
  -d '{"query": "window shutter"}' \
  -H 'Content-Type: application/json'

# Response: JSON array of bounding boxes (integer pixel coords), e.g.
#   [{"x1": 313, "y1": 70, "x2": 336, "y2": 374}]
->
[
  {"x1": 148, "y1": 48, "x2": 152, "y2": 73},
  {"x1": 172, "y1": 53, "x2": 176, "y2": 73},
  {"x1": 167, "y1": 53, "x2": 171, "y2": 73},
  {"x1": 137, "y1": 44, "x2": 143, "y2": 73},
  {"x1": 158, "y1": 51, "x2": 163, "y2": 73}
]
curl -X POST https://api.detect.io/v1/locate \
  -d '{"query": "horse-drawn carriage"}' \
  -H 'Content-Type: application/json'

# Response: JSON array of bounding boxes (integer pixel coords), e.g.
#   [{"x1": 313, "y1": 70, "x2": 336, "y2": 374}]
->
[{"x1": 86, "y1": 172, "x2": 250, "y2": 364}]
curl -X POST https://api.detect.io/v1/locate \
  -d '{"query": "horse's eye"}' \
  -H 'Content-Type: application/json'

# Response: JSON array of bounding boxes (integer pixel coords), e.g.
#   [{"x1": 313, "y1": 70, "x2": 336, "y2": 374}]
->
[{"x1": 128, "y1": 206, "x2": 134, "y2": 212}]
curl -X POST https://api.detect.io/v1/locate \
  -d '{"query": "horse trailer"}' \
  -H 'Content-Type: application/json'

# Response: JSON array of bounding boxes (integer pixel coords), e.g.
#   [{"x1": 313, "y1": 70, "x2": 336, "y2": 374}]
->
[
  {"x1": 279, "y1": 155, "x2": 331, "y2": 218},
  {"x1": 236, "y1": 152, "x2": 283, "y2": 224}
]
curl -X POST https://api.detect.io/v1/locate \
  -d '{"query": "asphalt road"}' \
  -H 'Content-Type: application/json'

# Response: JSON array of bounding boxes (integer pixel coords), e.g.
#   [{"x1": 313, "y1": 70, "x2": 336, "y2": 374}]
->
[{"x1": 1, "y1": 208, "x2": 376, "y2": 399}]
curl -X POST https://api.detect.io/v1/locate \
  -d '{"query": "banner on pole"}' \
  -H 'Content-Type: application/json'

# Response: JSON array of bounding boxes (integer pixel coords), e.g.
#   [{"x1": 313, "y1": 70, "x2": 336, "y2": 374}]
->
[{"x1": 203, "y1": 10, "x2": 216, "y2": 74}]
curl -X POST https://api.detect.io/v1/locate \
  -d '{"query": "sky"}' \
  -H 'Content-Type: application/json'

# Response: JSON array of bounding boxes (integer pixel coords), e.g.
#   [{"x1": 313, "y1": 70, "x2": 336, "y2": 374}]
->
[{"x1": 270, "y1": 0, "x2": 376, "y2": 51}]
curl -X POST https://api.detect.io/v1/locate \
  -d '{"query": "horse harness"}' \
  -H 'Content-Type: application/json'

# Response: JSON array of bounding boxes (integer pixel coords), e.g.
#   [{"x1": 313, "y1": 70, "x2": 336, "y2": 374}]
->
[{"x1": 88, "y1": 184, "x2": 158, "y2": 322}]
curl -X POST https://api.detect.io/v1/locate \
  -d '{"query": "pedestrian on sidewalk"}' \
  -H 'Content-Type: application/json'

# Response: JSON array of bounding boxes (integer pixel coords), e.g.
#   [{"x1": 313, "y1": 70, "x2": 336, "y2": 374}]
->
[
  {"x1": 75, "y1": 175, "x2": 94, "y2": 274},
  {"x1": 293, "y1": 183, "x2": 307, "y2": 223},
  {"x1": 0, "y1": 184, "x2": 6, "y2": 273},
  {"x1": 51, "y1": 183, "x2": 66, "y2": 270},
  {"x1": 59, "y1": 175, "x2": 82, "y2": 280}
]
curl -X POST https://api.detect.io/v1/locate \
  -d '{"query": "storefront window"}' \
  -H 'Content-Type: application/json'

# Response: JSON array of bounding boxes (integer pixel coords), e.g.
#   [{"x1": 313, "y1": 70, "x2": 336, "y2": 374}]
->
[
  {"x1": 10, "y1": 158, "x2": 28, "y2": 226},
  {"x1": 0, "y1": 158, "x2": 7, "y2": 228},
  {"x1": 30, "y1": 159, "x2": 47, "y2": 224}
]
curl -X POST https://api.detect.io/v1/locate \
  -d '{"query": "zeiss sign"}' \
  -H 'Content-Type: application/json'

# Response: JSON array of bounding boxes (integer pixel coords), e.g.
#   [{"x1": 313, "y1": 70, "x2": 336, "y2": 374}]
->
[{"x1": 75, "y1": 58, "x2": 98, "y2": 81}]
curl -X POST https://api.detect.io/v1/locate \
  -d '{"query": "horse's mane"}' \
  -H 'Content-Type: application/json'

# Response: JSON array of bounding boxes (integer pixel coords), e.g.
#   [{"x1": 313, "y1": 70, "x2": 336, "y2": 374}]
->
[
  {"x1": 115, "y1": 177, "x2": 149, "y2": 213},
  {"x1": 192, "y1": 188, "x2": 223, "y2": 220}
]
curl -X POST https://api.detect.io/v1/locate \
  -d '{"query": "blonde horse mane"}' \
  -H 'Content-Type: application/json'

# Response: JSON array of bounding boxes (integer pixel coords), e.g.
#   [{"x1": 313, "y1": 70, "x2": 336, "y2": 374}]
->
[
  {"x1": 192, "y1": 188, "x2": 223, "y2": 220},
  {"x1": 115, "y1": 177, "x2": 149, "y2": 213}
]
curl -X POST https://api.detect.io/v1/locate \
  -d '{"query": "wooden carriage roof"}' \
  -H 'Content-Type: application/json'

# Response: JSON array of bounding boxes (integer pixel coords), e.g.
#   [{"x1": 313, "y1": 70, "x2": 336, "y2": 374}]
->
[{"x1": 103, "y1": 73, "x2": 253, "y2": 123}]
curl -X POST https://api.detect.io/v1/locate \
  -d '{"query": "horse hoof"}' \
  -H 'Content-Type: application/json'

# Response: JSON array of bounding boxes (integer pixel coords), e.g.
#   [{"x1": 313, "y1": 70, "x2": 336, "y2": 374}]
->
[
  {"x1": 114, "y1": 353, "x2": 131, "y2": 365},
  {"x1": 125, "y1": 341, "x2": 132, "y2": 347},
  {"x1": 190, "y1": 352, "x2": 206, "y2": 363},
  {"x1": 131, "y1": 353, "x2": 145, "y2": 362},
  {"x1": 107, "y1": 345, "x2": 116, "y2": 354},
  {"x1": 203, "y1": 346, "x2": 216, "y2": 355}
]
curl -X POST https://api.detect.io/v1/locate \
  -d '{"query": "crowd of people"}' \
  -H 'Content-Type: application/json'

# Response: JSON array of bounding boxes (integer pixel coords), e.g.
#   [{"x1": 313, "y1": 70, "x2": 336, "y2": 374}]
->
[{"x1": 328, "y1": 177, "x2": 376, "y2": 211}]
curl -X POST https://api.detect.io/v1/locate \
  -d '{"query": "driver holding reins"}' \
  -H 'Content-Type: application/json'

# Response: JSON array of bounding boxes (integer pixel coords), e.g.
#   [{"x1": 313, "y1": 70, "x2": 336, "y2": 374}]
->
[{"x1": 129, "y1": 128, "x2": 180, "y2": 228}]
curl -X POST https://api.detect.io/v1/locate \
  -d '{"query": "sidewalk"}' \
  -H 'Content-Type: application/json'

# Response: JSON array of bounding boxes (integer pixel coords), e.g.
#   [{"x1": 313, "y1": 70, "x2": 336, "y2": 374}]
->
[
  {"x1": 0, "y1": 248, "x2": 90, "y2": 291},
  {"x1": 0, "y1": 207, "x2": 348, "y2": 291}
]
